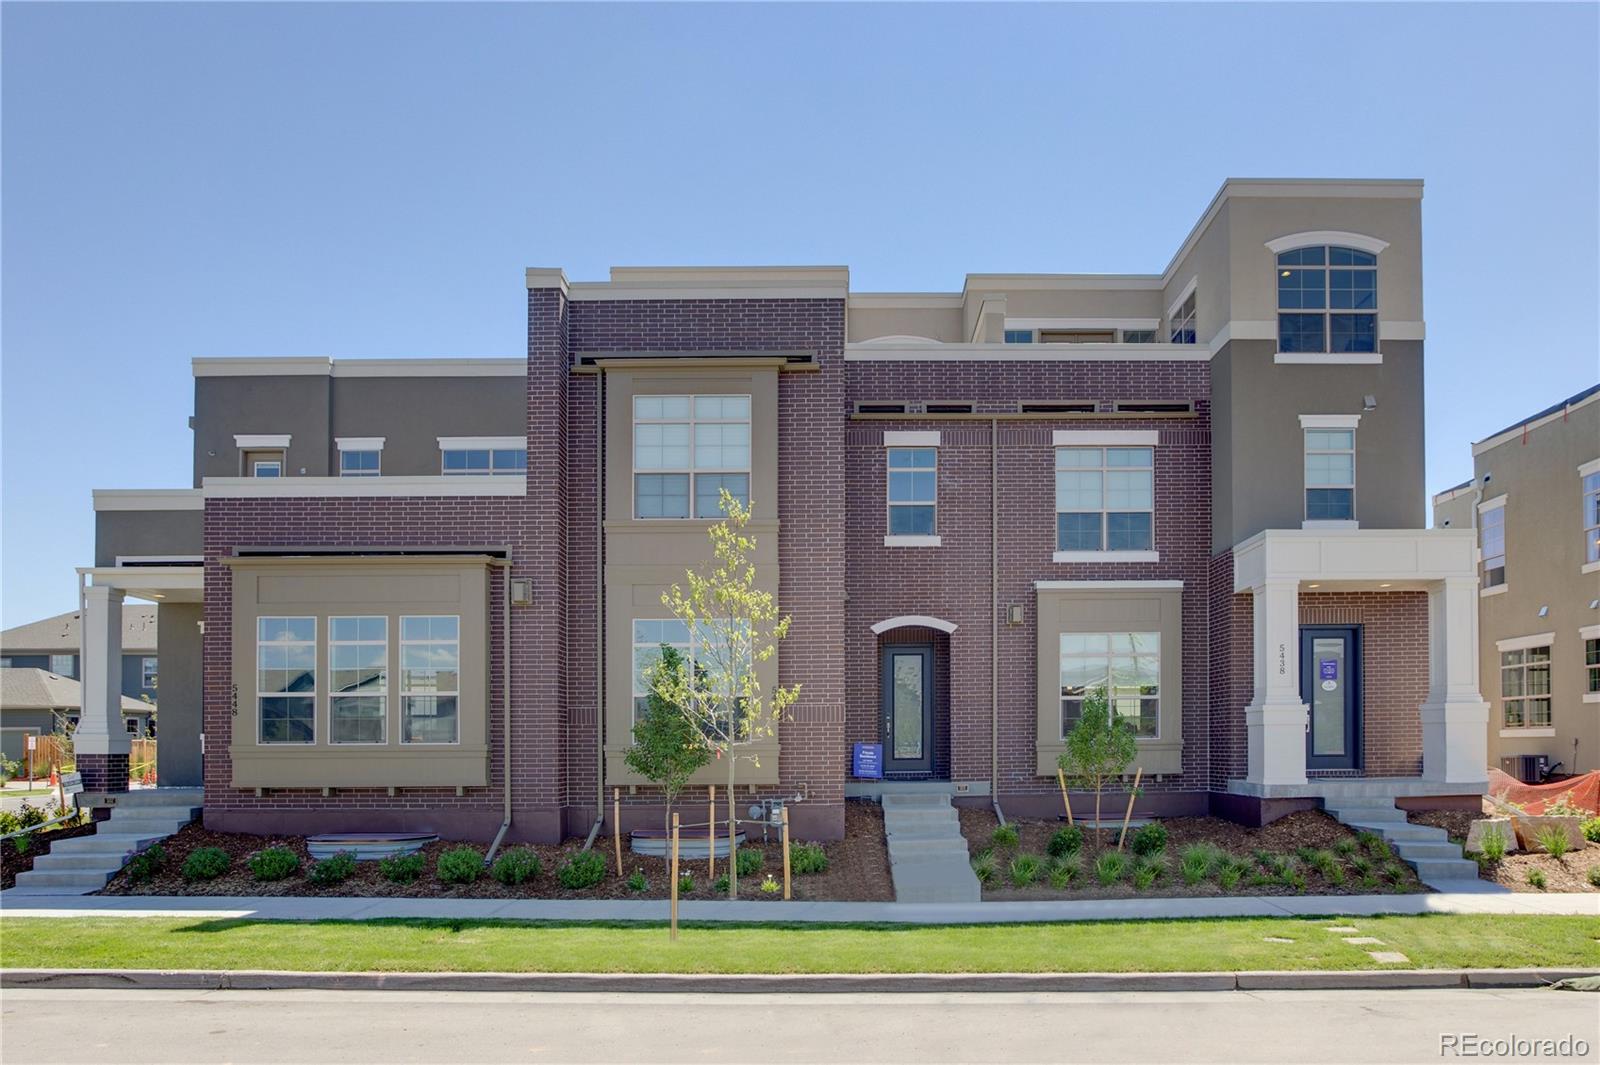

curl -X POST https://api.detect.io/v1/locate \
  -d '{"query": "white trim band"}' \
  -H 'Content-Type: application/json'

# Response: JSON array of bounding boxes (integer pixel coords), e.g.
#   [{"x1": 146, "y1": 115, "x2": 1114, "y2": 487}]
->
[
  {"x1": 1275, "y1": 352, "x2": 1384, "y2": 365},
  {"x1": 1005, "y1": 317, "x2": 1160, "y2": 331},
  {"x1": 1051, "y1": 430, "x2": 1159, "y2": 447},
  {"x1": 1053, "y1": 550, "x2": 1160, "y2": 563},
  {"x1": 1035, "y1": 580, "x2": 1183, "y2": 590},
  {"x1": 1495, "y1": 632, "x2": 1555, "y2": 653},
  {"x1": 1299, "y1": 414, "x2": 1362, "y2": 429},
  {"x1": 234, "y1": 434, "x2": 291, "y2": 449},
  {"x1": 1478, "y1": 494, "x2": 1508, "y2": 513},
  {"x1": 335, "y1": 437, "x2": 386, "y2": 451},
  {"x1": 870, "y1": 615, "x2": 958, "y2": 636},
  {"x1": 92, "y1": 489, "x2": 205, "y2": 512},
  {"x1": 1578, "y1": 456, "x2": 1600, "y2": 478},
  {"x1": 1578, "y1": 624, "x2": 1600, "y2": 641},
  {"x1": 437, "y1": 436, "x2": 525, "y2": 451},
  {"x1": 883, "y1": 535, "x2": 942, "y2": 548},
  {"x1": 201, "y1": 476, "x2": 526, "y2": 499},
  {"x1": 1264, "y1": 230, "x2": 1390, "y2": 256},
  {"x1": 883, "y1": 431, "x2": 941, "y2": 447}
]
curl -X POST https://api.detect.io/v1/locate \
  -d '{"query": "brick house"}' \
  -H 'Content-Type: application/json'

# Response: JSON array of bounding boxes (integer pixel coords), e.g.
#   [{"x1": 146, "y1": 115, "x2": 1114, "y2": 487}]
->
[{"x1": 73, "y1": 178, "x2": 1489, "y2": 841}]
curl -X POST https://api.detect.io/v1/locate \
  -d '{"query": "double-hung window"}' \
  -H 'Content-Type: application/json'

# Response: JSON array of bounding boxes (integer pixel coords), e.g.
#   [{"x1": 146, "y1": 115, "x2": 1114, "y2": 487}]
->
[
  {"x1": 1500, "y1": 645, "x2": 1551, "y2": 728},
  {"x1": 1480, "y1": 502, "x2": 1507, "y2": 589},
  {"x1": 887, "y1": 448, "x2": 937, "y2": 535},
  {"x1": 633, "y1": 395, "x2": 751, "y2": 519},
  {"x1": 141, "y1": 657, "x2": 158, "y2": 690},
  {"x1": 442, "y1": 449, "x2": 526, "y2": 476},
  {"x1": 1056, "y1": 447, "x2": 1154, "y2": 552},
  {"x1": 329, "y1": 617, "x2": 387, "y2": 744},
  {"x1": 1582, "y1": 469, "x2": 1600, "y2": 565},
  {"x1": 257, "y1": 617, "x2": 315, "y2": 744},
  {"x1": 1277, "y1": 246, "x2": 1378, "y2": 354},
  {"x1": 1585, "y1": 637, "x2": 1600, "y2": 696},
  {"x1": 400, "y1": 616, "x2": 459, "y2": 744},
  {"x1": 1304, "y1": 429, "x2": 1356, "y2": 521},
  {"x1": 1059, "y1": 632, "x2": 1160, "y2": 738},
  {"x1": 631, "y1": 618, "x2": 749, "y2": 739}
]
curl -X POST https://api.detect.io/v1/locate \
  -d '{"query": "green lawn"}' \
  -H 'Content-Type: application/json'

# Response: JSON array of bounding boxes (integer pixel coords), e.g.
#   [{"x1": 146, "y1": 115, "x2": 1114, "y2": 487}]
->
[{"x1": 1, "y1": 915, "x2": 1594, "y2": 974}]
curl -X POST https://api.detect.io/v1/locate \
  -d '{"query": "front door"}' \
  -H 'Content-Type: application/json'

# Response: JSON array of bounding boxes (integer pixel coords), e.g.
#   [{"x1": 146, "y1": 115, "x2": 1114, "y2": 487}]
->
[
  {"x1": 881, "y1": 644, "x2": 933, "y2": 775},
  {"x1": 1300, "y1": 626, "x2": 1361, "y2": 770}
]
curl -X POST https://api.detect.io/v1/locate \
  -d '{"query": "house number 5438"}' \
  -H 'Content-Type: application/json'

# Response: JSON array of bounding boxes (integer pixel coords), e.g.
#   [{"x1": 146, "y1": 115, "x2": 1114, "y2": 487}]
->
[{"x1": 1276, "y1": 643, "x2": 1287, "y2": 676}]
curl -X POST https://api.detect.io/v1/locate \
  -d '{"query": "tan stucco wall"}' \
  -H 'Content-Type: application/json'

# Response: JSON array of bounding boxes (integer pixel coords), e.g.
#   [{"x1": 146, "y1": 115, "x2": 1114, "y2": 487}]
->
[
  {"x1": 226, "y1": 557, "x2": 492, "y2": 788},
  {"x1": 1034, "y1": 585, "x2": 1183, "y2": 776},
  {"x1": 1472, "y1": 397, "x2": 1600, "y2": 773}
]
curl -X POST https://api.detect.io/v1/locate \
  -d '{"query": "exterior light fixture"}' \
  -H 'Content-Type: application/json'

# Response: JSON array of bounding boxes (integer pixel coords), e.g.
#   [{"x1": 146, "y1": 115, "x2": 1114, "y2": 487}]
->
[
  {"x1": 509, "y1": 578, "x2": 533, "y2": 606},
  {"x1": 1537, "y1": 605, "x2": 1549, "y2": 618},
  {"x1": 1379, "y1": 583, "x2": 1392, "y2": 588},
  {"x1": 1362, "y1": 394, "x2": 1378, "y2": 411},
  {"x1": 1007, "y1": 604, "x2": 1024, "y2": 625}
]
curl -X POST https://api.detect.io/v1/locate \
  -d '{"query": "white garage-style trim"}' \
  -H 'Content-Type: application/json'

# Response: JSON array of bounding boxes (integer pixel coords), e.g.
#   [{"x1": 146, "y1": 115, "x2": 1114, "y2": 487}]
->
[{"x1": 869, "y1": 615, "x2": 958, "y2": 636}]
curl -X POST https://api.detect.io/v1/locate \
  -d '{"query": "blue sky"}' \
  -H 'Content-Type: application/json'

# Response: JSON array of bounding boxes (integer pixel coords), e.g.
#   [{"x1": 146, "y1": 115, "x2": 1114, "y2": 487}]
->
[{"x1": 3, "y1": 2, "x2": 1596, "y2": 628}]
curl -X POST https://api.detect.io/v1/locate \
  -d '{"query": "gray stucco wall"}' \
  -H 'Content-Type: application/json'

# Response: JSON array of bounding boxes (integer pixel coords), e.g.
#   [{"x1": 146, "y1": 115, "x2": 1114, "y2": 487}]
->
[
  {"x1": 155, "y1": 603, "x2": 203, "y2": 787},
  {"x1": 1211, "y1": 339, "x2": 1426, "y2": 552},
  {"x1": 94, "y1": 509, "x2": 203, "y2": 566},
  {"x1": 193, "y1": 374, "x2": 332, "y2": 484},
  {"x1": 328, "y1": 376, "x2": 524, "y2": 475}
]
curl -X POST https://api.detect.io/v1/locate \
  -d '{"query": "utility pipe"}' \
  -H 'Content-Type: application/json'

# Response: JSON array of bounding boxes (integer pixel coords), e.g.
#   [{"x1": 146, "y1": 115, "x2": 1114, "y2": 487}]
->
[
  {"x1": 581, "y1": 367, "x2": 607, "y2": 851},
  {"x1": 990, "y1": 416, "x2": 1005, "y2": 827},
  {"x1": 483, "y1": 557, "x2": 515, "y2": 866}
]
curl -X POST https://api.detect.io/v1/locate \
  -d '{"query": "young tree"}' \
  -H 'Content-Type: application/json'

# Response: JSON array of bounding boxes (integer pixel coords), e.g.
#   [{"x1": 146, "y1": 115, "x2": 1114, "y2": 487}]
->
[
  {"x1": 1056, "y1": 685, "x2": 1139, "y2": 849},
  {"x1": 655, "y1": 490, "x2": 800, "y2": 897},
  {"x1": 624, "y1": 645, "x2": 711, "y2": 837}
]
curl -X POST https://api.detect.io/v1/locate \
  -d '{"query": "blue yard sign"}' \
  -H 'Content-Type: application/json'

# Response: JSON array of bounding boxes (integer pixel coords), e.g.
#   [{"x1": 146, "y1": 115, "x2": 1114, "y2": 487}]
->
[{"x1": 852, "y1": 742, "x2": 883, "y2": 779}]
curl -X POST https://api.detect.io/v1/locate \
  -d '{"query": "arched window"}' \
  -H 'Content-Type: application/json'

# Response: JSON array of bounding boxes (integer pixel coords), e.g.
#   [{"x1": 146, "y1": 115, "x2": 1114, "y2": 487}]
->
[{"x1": 1276, "y1": 245, "x2": 1377, "y2": 354}]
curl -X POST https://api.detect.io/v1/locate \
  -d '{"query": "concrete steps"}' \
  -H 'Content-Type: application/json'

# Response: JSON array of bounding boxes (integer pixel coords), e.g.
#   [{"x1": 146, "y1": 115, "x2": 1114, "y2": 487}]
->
[
  {"x1": 9, "y1": 789, "x2": 201, "y2": 896},
  {"x1": 1323, "y1": 801, "x2": 1485, "y2": 887},
  {"x1": 881, "y1": 794, "x2": 980, "y2": 904}
]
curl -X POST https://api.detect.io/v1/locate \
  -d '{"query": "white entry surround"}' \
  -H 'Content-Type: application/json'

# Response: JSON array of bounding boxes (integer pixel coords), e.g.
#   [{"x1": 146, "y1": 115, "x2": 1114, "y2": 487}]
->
[{"x1": 1232, "y1": 528, "x2": 1488, "y2": 789}]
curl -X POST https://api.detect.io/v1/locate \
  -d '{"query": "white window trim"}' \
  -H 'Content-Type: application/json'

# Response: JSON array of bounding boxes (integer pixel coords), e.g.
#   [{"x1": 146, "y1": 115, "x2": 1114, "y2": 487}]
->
[
  {"x1": 886, "y1": 444, "x2": 939, "y2": 543},
  {"x1": 1478, "y1": 494, "x2": 1508, "y2": 513},
  {"x1": 1165, "y1": 276, "x2": 1198, "y2": 322},
  {"x1": 1495, "y1": 632, "x2": 1555, "y2": 653},
  {"x1": 1580, "y1": 624, "x2": 1600, "y2": 640},
  {"x1": 327, "y1": 616, "x2": 388, "y2": 746},
  {"x1": 885, "y1": 534, "x2": 943, "y2": 548},
  {"x1": 1500, "y1": 728, "x2": 1556, "y2": 738},
  {"x1": 883, "y1": 430, "x2": 940, "y2": 447},
  {"x1": 1275, "y1": 352, "x2": 1384, "y2": 365},
  {"x1": 336, "y1": 437, "x2": 386, "y2": 451},
  {"x1": 1303, "y1": 425, "x2": 1356, "y2": 526},
  {"x1": 141, "y1": 657, "x2": 158, "y2": 690},
  {"x1": 1051, "y1": 430, "x2": 1158, "y2": 447},
  {"x1": 235, "y1": 434, "x2": 292, "y2": 449},
  {"x1": 1053, "y1": 549, "x2": 1159, "y2": 563},
  {"x1": 258, "y1": 616, "x2": 316, "y2": 746},
  {"x1": 1480, "y1": 584, "x2": 1508, "y2": 598},
  {"x1": 437, "y1": 436, "x2": 524, "y2": 451},
  {"x1": 1578, "y1": 456, "x2": 1600, "y2": 478},
  {"x1": 252, "y1": 459, "x2": 284, "y2": 478},
  {"x1": 1298, "y1": 414, "x2": 1362, "y2": 430},
  {"x1": 1265, "y1": 231, "x2": 1390, "y2": 256},
  {"x1": 399, "y1": 615, "x2": 462, "y2": 746}
]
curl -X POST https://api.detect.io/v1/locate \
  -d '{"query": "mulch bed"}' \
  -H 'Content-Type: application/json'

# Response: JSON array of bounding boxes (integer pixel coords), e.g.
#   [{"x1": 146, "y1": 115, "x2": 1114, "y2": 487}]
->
[
  {"x1": 100, "y1": 799, "x2": 893, "y2": 902},
  {"x1": 1410, "y1": 808, "x2": 1600, "y2": 893},
  {"x1": 0, "y1": 818, "x2": 100, "y2": 890},
  {"x1": 959, "y1": 807, "x2": 1426, "y2": 899}
]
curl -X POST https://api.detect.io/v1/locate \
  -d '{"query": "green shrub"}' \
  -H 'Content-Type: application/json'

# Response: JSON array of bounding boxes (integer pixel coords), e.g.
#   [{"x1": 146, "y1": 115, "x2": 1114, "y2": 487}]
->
[
  {"x1": 1094, "y1": 850, "x2": 1128, "y2": 885},
  {"x1": 627, "y1": 870, "x2": 648, "y2": 893},
  {"x1": 125, "y1": 843, "x2": 164, "y2": 883},
  {"x1": 181, "y1": 846, "x2": 231, "y2": 881},
  {"x1": 490, "y1": 847, "x2": 542, "y2": 885},
  {"x1": 677, "y1": 873, "x2": 694, "y2": 893},
  {"x1": 1251, "y1": 848, "x2": 1276, "y2": 868},
  {"x1": 1381, "y1": 861, "x2": 1407, "y2": 884},
  {"x1": 15, "y1": 802, "x2": 47, "y2": 830},
  {"x1": 1586, "y1": 866, "x2": 1600, "y2": 889},
  {"x1": 1178, "y1": 843, "x2": 1221, "y2": 885},
  {"x1": 1526, "y1": 868, "x2": 1547, "y2": 890},
  {"x1": 1132, "y1": 863, "x2": 1160, "y2": 891},
  {"x1": 1008, "y1": 853, "x2": 1043, "y2": 888},
  {"x1": 379, "y1": 851, "x2": 426, "y2": 884},
  {"x1": 790, "y1": 843, "x2": 828, "y2": 875},
  {"x1": 1358, "y1": 873, "x2": 1379, "y2": 891},
  {"x1": 1581, "y1": 817, "x2": 1600, "y2": 844},
  {"x1": 1294, "y1": 845, "x2": 1320, "y2": 864},
  {"x1": 991, "y1": 823, "x2": 1020, "y2": 851},
  {"x1": 557, "y1": 849, "x2": 607, "y2": 890},
  {"x1": 1534, "y1": 826, "x2": 1570, "y2": 859},
  {"x1": 1355, "y1": 831, "x2": 1382, "y2": 854},
  {"x1": 1216, "y1": 858, "x2": 1246, "y2": 891},
  {"x1": 1047, "y1": 825, "x2": 1084, "y2": 858},
  {"x1": 1129, "y1": 823, "x2": 1167, "y2": 857},
  {"x1": 1047, "y1": 854, "x2": 1081, "y2": 889},
  {"x1": 436, "y1": 846, "x2": 483, "y2": 885},
  {"x1": 971, "y1": 851, "x2": 997, "y2": 886},
  {"x1": 1476, "y1": 826, "x2": 1509, "y2": 865},
  {"x1": 712, "y1": 874, "x2": 730, "y2": 894},
  {"x1": 735, "y1": 846, "x2": 764, "y2": 877},
  {"x1": 1333, "y1": 838, "x2": 1359, "y2": 858},
  {"x1": 248, "y1": 847, "x2": 301, "y2": 882},
  {"x1": 759, "y1": 875, "x2": 781, "y2": 895},
  {"x1": 307, "y1": 851, "x2": 356, "y2": 887},
  {"x1": 0, "y1": 810, "x2": 20, "y2": 836},
  {"x1": 1349, "y1": 854, "x2": 1373, "y2": 877}
]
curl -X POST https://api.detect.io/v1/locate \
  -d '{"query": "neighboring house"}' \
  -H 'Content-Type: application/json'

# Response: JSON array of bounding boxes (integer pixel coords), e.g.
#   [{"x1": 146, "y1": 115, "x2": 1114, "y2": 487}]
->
[
  {"x1": 73, "y1": 177, "x2": 1489, "y2": 839},
  {"x1": 0, "y1": 606, "x2": 159, "y2": 705},
  {"x1": 0, "y1": 668, "x2": 154, "y2": 763},
  {"x1": 1432, "y1": 384, "x2": 1600, "y2": 779}
]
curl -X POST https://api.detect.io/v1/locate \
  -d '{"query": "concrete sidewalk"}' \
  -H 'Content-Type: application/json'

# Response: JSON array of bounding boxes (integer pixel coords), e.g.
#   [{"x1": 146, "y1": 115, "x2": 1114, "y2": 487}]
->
[{"x1": 1, "y1": 890, "x2": 1594, "y2": 923}]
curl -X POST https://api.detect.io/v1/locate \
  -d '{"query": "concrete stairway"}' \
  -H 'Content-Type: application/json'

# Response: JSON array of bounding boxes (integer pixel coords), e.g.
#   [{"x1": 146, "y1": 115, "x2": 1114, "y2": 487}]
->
[
  {"x1": 9, "y1": 788, "x2": 202, "y2": 896},
  {"x1": 882, "y1": 793, "x2": 981, "y2": 903},
  {"x1": 1321, "y1": 797, "x2": 1483, "y2": 888}
]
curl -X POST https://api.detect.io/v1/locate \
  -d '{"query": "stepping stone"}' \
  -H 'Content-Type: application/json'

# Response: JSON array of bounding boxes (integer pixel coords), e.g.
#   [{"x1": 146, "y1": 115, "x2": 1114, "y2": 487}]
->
[
  {"x1": 1263, "y1": 936, "x2": 1295, "y2": 943},
  {"x1": 1342, "y1": 936, "x2": 1383, "y2": 945},
  {"x1": 1368, "y1": 951, "x2": 1410, "y2": 964},
  {"x1": 1325, "y1": 926, "x2": 1359, "y2": 933}
]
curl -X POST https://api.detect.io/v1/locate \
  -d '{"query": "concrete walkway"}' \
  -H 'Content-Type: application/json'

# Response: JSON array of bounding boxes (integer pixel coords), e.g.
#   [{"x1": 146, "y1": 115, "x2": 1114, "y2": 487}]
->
[{"x1": 1, "y1": 890, "x2": 1593, "y2": 923}]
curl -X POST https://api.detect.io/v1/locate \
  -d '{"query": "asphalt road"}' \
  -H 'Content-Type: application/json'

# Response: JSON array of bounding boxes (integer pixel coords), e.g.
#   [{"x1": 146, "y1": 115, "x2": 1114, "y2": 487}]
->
[{"x1": 2, "y1": 987, "x2": 1596, "y2": 1064}]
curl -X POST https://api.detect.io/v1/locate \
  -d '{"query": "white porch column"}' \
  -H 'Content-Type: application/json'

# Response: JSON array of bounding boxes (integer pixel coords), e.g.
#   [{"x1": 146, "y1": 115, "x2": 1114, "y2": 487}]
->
[
  {"x1": 1420, "y1": 575, "x2": 1490, "y2": 784},
  {"x1": 1245, "y1": 577, "x2": 1308, "y2": 786},
  {"x1": 74, "y1": 585, "x2": 131, "y2": 757}
]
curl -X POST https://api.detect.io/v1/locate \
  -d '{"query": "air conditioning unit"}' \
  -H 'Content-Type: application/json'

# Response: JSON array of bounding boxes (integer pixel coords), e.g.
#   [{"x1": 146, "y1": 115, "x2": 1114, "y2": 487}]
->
[{"x1": 1500, "y1": 754, "x2": 1549, "y2": 784}]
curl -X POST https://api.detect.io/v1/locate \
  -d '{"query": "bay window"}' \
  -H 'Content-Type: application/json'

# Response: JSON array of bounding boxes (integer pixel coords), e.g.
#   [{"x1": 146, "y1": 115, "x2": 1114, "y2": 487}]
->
[{"x1": 1059, "y1": 632, "x2": 1161, "y2": 738}]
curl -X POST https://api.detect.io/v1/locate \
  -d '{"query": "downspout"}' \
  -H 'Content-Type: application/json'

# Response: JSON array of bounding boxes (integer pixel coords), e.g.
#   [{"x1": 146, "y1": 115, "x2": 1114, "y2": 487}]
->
[
  {"x1": 582, "y1": 366, "x2": 607, "y2": 850},
  {"x1": 990, "y1": 416, "x2": 1005, "y2": 826},
  {"x1": 483, "y1": 557, "x2": 514, "y2": 865}
]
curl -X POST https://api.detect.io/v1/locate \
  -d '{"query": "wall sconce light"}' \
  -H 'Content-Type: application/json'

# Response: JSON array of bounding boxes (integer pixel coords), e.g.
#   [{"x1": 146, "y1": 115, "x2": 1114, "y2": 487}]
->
[
  {"x1": 1537, "y1": 605, "x2": 1549, "y2": 618},
  {"x1": 510, "y1": 578, "x2": 534, "y2": 606},
  {"x1": 1362, "y1": 394, "x2": 1378, "y2": 412},
  {"x1": 1006, "y1": 604, "x2": 1024, "y2": 626}
]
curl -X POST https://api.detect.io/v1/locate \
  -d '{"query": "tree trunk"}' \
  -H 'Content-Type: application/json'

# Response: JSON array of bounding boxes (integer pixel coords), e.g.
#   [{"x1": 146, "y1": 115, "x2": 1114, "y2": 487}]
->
[
  {"x1": 726, "y1": 756, "x2": 738, "y2": 898},
  {"x1": 1094, "y1": 780, "x2": 1103, "y2": 850}
]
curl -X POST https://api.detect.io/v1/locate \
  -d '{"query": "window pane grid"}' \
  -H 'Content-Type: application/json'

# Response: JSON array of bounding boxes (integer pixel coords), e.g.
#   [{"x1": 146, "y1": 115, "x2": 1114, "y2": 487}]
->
[
  {"x1": 1480, "y1": 506, "x2": 1506, "y2": 587},
  {"x1": 329, "y1": 616, "x2": 387, "y2": 744},
  {"x1": 1169, "y1": 293, "x2": 1196, "y2": 344},
  {"x1": 1055, "y1": 447, "x2": 1153, "y2": 552},
  {"x1": 1304, "y1": 430, "x2": 1356, "y2": 521},
  {"x1": 339, "y1": 450, "x2": 381, "y2": 476},
  {"x1": 1277, "y1": 246, "x2": 1377, "y2": 353},
  {"x1": 1583, "y1": 473, "x2": 1600, "y2": 564},
  {"x1": 633, "y1": 394, "x2": 752, "y2": 519},
  {"x1": 257, "y1": 616, "x2": 315, "y2": 744},
  {"x1": 1500, "y1": 646, "x2": 1553, "y2": 728},
  {"x1": 1059, "y1": 632, "x2": 1159, "y2": 738},
  {"x1": 630, "y1": 617, "x2": 750, "y2": 741},
  {"x1": 886, "y1": 448, "x2": 937, "y2": 536},
  {"x1": 441, "y1": 449, "x2": 525, "y2": 476},
  {"x1": 400, "y1": 615, "x2": 460, "y2": 744},
  {"x1": 1586, "y1": 638, "x2": 1600, "y2": 694}
]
